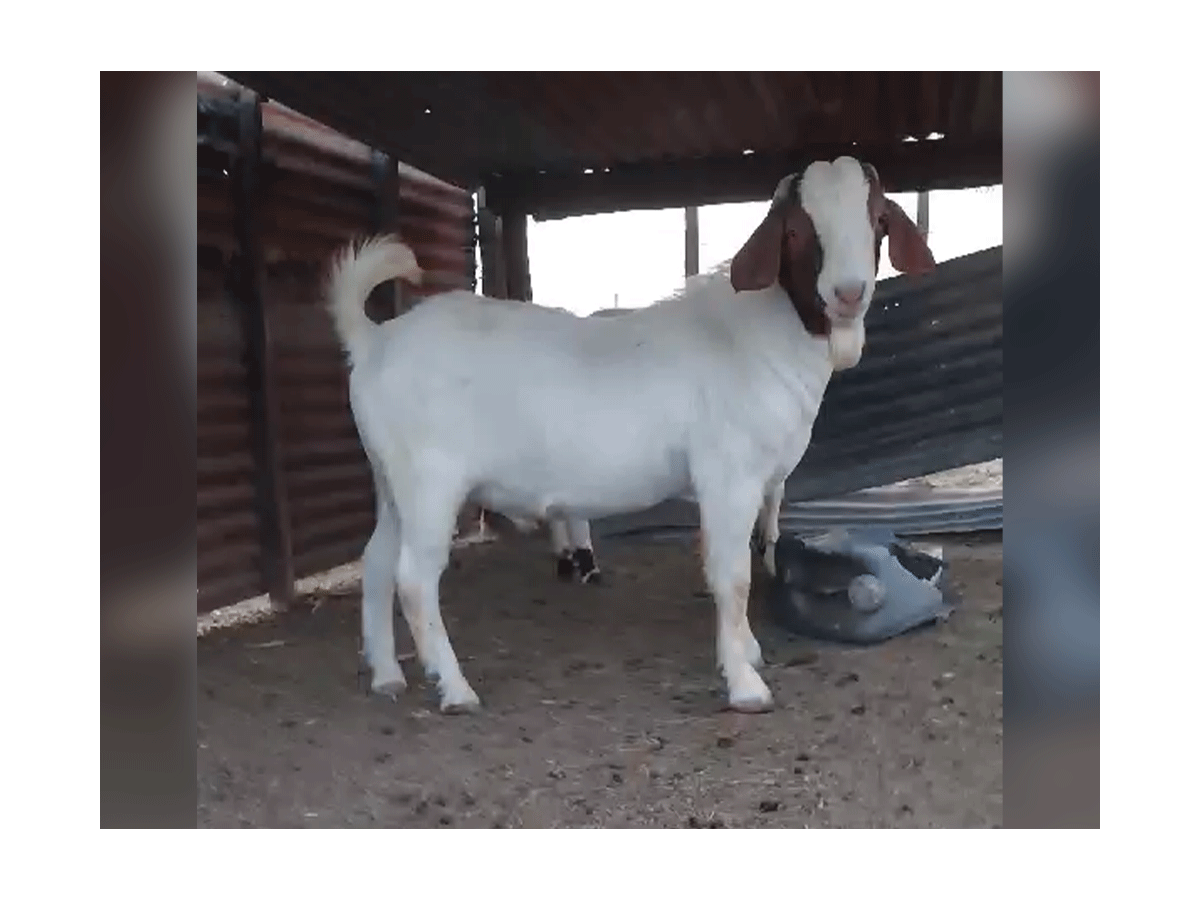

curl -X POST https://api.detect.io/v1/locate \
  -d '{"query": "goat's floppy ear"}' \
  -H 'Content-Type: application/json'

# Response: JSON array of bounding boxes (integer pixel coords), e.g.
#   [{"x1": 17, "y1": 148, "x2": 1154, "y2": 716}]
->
[
  {"x1": 730, "y1": 206, "x2": 787, "y2": 292},
  {"x1": 884, "y1": 198, "x2": 936, "y2": 275}
]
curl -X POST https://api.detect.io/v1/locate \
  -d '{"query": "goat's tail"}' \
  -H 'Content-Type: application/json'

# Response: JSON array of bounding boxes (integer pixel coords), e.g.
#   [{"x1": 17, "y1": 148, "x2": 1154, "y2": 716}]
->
[{"x1": 326, "y1": 234, "x2": 423, "y2": 367}]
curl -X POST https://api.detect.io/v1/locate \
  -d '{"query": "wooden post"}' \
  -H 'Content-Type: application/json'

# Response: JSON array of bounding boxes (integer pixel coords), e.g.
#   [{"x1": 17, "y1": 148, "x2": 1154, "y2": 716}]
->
[
  {"x1": 916, "y1": 190, "x2": 930, "y2": 240},
  {"x1": 684, "y1": 205, "x2": 699, "y2": 278},
  {"x1": 478, "y1": 189, "x2": 506, "y2": 299},
  {"x1": 370, "y1": 150, "x2": 400, "y2": 317},
  {"x1": 500, "y1": 208, "x2": 532, "y2": 301},
  {"x1": 233, "y1": 94, "x2": 295, "y2": 609}
]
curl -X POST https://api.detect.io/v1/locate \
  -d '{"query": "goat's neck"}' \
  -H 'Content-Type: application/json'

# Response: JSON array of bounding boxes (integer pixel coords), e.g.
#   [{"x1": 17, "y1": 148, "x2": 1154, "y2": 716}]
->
[
  {"x1": 700, "y1": 286, "x2": 836, "y2": 445},
  {"x1": 746, "y1": 286, "x2": 836, "y2": 405}
]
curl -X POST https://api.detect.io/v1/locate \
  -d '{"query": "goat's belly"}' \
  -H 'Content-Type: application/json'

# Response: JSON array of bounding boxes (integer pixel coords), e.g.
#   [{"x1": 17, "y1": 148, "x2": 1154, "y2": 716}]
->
[{"x1": 472, "y1": 454, "x2": 690, "y2": 522}]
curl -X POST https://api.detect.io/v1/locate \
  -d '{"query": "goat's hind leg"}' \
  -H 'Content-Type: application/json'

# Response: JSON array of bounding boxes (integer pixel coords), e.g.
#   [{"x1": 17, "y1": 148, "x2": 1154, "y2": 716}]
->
[
  {"x1": 549, "y1": 518, "x2": 576, "y2": 581},
  {"x1": 393, "y1": 481, "x2": 480, "y2": 713},
  {"x1": 566, "y1": 518, "x2": 602, "y2": 585},
  {"x1": 360, "y1": 468, "x2": 408, "y2": 696},
  {"x1": 755, "y1": 480, "x2": 785, "y2": 579}
]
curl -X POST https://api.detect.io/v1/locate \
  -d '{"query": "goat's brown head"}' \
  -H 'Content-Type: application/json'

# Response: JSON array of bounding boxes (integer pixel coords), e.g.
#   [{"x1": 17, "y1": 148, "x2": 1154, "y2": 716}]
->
[{"x1": 729, "y1": 156, "x2": 936, "y2": 369}]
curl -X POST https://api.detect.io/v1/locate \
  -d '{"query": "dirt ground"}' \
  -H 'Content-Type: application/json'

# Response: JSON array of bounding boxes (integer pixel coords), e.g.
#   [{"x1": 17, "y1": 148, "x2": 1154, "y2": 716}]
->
[{"x1": 197, "y1": 527, "x2": 1003, "y2": 829}]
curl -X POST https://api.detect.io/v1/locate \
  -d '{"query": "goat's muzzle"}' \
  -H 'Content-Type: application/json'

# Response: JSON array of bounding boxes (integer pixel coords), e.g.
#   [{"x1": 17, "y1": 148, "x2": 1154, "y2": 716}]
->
[{"x1": 829, "y1": 281, "x2": 867, "y2": 320}]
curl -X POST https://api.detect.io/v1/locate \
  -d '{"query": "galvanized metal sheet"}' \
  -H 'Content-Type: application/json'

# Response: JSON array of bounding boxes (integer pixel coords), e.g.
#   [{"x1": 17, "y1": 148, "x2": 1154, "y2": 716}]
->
[{"x1": 787, "y1": 246, "x2": 1001, "y2": 501}]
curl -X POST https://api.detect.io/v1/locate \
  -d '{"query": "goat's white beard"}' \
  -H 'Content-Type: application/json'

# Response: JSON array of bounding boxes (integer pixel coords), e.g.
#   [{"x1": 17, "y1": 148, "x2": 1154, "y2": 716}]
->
[{"x1": 828, "y1": 319, "x2": 866, "y2": 371}]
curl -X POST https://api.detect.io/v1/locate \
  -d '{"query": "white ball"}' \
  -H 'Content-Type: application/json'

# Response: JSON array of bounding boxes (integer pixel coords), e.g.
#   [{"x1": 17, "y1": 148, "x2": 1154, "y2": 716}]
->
[{"x1": 848, "y1": 574, "x2": 885, "y2": 612}]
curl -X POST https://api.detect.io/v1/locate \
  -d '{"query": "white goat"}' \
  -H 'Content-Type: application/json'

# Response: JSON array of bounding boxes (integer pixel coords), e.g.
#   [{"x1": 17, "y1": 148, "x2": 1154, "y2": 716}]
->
[{"x1": 328, "y1": 156, "x2": 934, "y2": 713}]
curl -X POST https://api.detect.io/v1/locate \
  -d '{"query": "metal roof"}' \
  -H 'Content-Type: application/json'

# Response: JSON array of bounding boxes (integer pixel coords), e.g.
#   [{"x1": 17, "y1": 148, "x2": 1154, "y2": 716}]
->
[{"x1": 221, "y1": 72, "x2": 1002, "y2": 218}]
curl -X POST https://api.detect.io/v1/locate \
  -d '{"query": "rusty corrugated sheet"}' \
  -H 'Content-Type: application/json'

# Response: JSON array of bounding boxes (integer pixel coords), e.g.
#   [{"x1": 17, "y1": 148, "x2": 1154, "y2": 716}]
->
[
  {"x1": 196, "y1": 75, "x2": 475, "y2": 612},
  {"x1": 197, "y1": 257, "x2": 264, "y2": 611}
]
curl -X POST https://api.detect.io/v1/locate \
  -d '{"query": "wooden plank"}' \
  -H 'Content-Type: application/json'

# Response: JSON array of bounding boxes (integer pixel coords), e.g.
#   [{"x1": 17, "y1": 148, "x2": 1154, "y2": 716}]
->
[
  {"x1": 971, "y1": 71, "x2": 1002, "y2": 138},
  {"x1": 490, "y1": 139, "x2": 1001, "y2": 222},
  {"x1": 233, "y1": 94, "x2": 296, "y2": 609},
  {"x1": 920, "y1": 71, "x2": 942, "y2": 137}
]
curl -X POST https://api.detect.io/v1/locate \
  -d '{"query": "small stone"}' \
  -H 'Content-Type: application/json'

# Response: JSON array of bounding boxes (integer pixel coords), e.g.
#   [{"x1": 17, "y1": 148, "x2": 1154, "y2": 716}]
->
[{"x1": 785, "y1": 651, "x2": 819, "y2": 667}]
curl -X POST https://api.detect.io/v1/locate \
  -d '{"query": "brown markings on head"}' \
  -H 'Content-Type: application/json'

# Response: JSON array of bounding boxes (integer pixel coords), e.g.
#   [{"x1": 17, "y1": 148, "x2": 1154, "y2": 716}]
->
[
  {"x1": 730, "y1": 161, "x2": 936, "y2": 337},
  {"x1": 861, "y1": 161, "x2": 936, "y2": 276},
  {"x1": 730, "y1": 175, "x2": 830, "y2": 336}
]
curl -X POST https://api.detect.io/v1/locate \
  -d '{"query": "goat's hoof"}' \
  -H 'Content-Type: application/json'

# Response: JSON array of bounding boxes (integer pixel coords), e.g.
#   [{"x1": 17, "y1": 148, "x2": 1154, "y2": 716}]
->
[
  {"x1": 556, "y1": 556, "x2": 577, "y2": 582},
  {"x1": 371, "y1": 668, "x2": 408, "y2": 699},
  {"x1": 728, "y1": 693, "x2": 775, "y2": 714},
  {"x1": 440, "y1": 685, "x2": 481, "y2": 714},
  {"x1": 580, "y1": 569, "x2": 603, "y2": 586},
  {"x1": 728, "y1": 676, "x2": 774, "y2": 714}
]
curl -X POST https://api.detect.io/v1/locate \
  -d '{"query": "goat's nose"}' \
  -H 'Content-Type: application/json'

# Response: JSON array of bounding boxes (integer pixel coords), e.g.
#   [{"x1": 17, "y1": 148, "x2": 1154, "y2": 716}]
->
[{"x1": 833, "y1": 281, "x2": 866, "y2": 309}]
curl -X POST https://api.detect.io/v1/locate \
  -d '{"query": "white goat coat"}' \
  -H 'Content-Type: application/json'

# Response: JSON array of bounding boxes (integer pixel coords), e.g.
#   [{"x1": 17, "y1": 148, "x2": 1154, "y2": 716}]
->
[
  {"x1": 342, "y1": 266, "x2": 836, "y2": 527},
  {"x1": 331, "y1": 155, "x2": 935, "y2": 713}
]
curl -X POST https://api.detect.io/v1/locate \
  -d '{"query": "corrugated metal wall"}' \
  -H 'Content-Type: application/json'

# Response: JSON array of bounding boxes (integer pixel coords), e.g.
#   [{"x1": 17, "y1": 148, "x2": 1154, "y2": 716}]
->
[
  {"x1": 787, "y1": 245, "x2": 1002, "y2": 501},
  {"x1": 196, "y1": 75, "x2": 475, "y2": 612}
]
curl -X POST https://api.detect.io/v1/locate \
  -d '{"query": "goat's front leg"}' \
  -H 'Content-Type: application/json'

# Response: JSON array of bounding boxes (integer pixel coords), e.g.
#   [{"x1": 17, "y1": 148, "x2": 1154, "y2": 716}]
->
[
  {"x1": 731, "y1": 481, "x2": 786, "y2": 671},
  {"x1": 698, "y1": 488, "x2": 774, "y2": 713}
]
